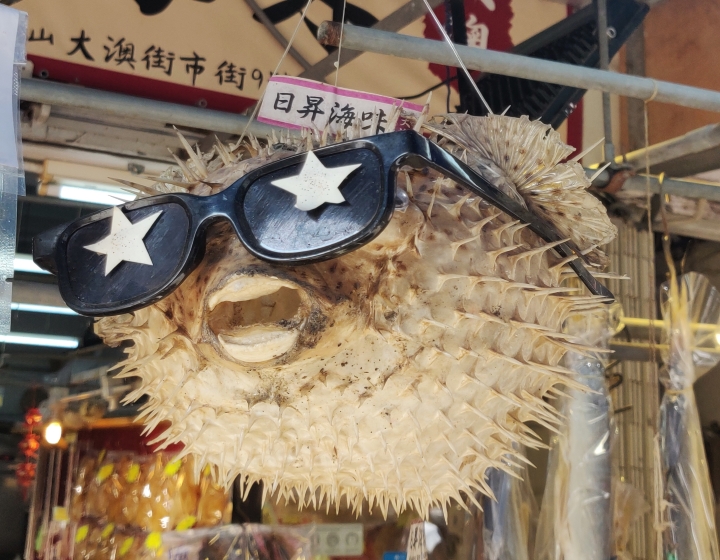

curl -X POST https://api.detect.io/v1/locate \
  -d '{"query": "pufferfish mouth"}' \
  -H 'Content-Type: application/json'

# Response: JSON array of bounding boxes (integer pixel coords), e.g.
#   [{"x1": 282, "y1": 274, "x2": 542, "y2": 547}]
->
[{"x1": 206, "y1": 277, "x2": 305, "y2": 363}]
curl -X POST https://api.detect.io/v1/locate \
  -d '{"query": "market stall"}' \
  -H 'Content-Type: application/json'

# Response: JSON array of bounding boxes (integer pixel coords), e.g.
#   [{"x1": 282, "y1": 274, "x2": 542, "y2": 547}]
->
[{"x1": 1, "y1": 1, "x2": 720, "y2": 559}]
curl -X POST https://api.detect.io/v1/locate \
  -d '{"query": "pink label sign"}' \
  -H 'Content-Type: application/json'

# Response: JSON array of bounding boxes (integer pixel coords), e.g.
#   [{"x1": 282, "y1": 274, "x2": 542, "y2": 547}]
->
[{"x1": 258, "y1": 76, "x2": 423, "y2": 135}]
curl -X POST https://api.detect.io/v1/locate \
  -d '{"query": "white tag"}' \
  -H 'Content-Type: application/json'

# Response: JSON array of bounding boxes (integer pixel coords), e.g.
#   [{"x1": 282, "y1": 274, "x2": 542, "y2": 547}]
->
[
  {"x1": 258, "y1": 76, "x2": 423, "y2": 135},
  {"x1": 0, "y1": 6, "x2": 20, "y2": 168},
  {"x1": 406, "y1": 522, "x2": 427, "y2": 560},
  {"x1": 314, "y1": 523, "x2": 364, "y2": 556}
]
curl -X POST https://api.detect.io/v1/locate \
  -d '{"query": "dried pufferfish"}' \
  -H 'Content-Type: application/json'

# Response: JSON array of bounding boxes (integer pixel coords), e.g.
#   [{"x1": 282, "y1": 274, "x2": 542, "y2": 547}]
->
[
  {"x1": 425, "y1": 113, "x2": 616, "y2": 267},
  {"x1": 98, "y1": 114, "x2": 615, "y2": 517}
]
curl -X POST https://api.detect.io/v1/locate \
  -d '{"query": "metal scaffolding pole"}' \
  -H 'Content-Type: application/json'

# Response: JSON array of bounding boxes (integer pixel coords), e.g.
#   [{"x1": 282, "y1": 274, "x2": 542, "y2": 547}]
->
[
  {"x1": 317, "y1": 22, "x2": 720, "y2": 113},
  {"x1": 19, "y1": 78, "x2": 287, "y2": 138},
  {"x1": 18, "y1": 79, "x2": 720, "y2": 202},
  {"x1": 617, "y1": 123, "x2": 720, "y2": 173},
  {"x1": 591, "y1": 169, "x2": 720, "y2": 202},
  {"x1": 597, "y1": 0, "x2": 615, "y2": 162}
]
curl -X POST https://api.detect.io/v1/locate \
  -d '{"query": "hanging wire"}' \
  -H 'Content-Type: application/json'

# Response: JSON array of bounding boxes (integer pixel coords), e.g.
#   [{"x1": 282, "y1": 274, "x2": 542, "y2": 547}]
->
[
  {"x1": 643, "y1": 98, "x2": 658, "y2": 360},
  {"x1": 421, "y1": 0, "x2": 493, "y2": 114},
  {"x1": 643, "y1": 89, "x2": 664, "y2": 560},
  {"x1": 334, "y1": 0, "x2": 348, "y2": 87},
  {"x1": 399, "y1": 76, "x2": 457, "y2": 100},
  {"x1": 237, "y1": 0, "x2": 314, "y2": 146},
  {"x1": 445, "y1": 66, "x2": 451, "y2": 113}
]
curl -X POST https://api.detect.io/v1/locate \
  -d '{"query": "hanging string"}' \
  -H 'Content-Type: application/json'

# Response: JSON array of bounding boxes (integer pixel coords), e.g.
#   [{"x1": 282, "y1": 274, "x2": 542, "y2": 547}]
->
[
  {"x1": 334, "y1": 0, "x2": 348, "y2": 87},
  {"x1": 643, "y1": 100, "x2": 659, "y2": 373},
  {"x1": 237, "y1": 0, "x2": 314, "y2": 146},
  {"x1": 643, "y1": 92, "x2": 663, "y2": 560},
  {"x1": 421, "y1": 0, "x2": 493, "y2": 115}
]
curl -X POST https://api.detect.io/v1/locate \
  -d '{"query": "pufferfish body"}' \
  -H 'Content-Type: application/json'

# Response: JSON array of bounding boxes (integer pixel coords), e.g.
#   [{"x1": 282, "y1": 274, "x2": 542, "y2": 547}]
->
[{"x1": 97, "y1": 114, "x2": 616, "y2": 517}]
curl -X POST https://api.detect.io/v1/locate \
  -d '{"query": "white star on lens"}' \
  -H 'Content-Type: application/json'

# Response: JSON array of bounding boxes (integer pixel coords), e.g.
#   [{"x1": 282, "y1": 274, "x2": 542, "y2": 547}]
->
[
  {"x1": 270, "y1": 151, "x2": 361, "y2": 212},
  {"x1": 84, "y1": 207, "x2": 162, "y2": 275}
]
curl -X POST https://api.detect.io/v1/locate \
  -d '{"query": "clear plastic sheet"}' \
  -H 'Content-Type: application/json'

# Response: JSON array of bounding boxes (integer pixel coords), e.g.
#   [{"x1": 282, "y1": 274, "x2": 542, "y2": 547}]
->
[
  {"x1": 662, "y1": 272, "x2": 720, "y2": 377},
  {"x1": 480, "y1": 454, "x2": 537, "y2": 560},
  {"x1": 0, "y1": 5, "x2": 27, "y2": 335},
  {"x1": 261, "y1": 454, "x2": 537, "y2": 560},
  {"x1": 70, "y1": 451, "x2": 231, "y2": 533},
  {"x1": 161, "y1": 524, "x2": 314, "y2": 560},
  {"x1": 0, "y1": 183, "x2": 18, "y2": 335},
  {"x1": 535, "y1": 308, "x2": 613, "y2": 560},
  {"x1": 658, "y1": 272, "x2": 720, "y2": 560},
  {"x1": 612, "y1": 480, "x2": 648, "y2": 560}
]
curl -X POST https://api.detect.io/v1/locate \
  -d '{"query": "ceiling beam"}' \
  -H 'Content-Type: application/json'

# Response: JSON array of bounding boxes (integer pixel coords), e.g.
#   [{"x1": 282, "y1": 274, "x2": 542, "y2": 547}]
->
[
  {"x1": 617, "y1": 123, "x2": 720, "y2": 177},
  {"x1": 20, "y1": 78, "x2": 288, "y2": 139}
]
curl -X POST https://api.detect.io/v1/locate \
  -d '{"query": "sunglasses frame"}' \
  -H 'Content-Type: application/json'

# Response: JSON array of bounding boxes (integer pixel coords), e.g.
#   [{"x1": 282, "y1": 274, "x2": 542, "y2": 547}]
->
[{"x1": 33, "y1": 130, "x2": 612, "y2": 316}]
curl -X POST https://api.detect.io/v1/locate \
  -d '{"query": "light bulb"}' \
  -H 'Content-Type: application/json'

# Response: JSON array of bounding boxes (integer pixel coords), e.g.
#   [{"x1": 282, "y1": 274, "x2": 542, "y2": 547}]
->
[
  {"x1": 44, "y1": 421, "x2": 63, "y2": 445},
  {"x1": 716, "y1": 331, "x2": 720, "y2": 346}
]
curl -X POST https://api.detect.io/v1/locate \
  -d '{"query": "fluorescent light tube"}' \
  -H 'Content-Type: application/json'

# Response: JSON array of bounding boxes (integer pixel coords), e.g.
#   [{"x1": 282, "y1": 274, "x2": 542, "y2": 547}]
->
[
  {"x1": 14, "y1": 254, "x2": 50, "y2": 274},
  {"x1": 11, "y1": 303, "x2": 78, "y2": 316},
  {"x1": 0, "y1": 332, "x2": 79, "y2": 348},
  {"x1": 58, "y1": 185, "x2": 136, "y2": 206}
]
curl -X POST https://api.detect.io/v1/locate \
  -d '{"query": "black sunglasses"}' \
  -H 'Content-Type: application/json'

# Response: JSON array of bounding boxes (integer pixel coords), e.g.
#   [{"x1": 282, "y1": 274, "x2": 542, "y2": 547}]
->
[{"x1": 32, "y1": 130, "x2": 612, "y2": 316}]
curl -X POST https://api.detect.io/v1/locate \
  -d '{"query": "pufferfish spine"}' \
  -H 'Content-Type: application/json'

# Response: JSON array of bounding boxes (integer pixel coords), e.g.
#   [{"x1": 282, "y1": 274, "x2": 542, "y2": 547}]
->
[{"x1": 98, "y1": 114, "x2": 613, "y2": 519}]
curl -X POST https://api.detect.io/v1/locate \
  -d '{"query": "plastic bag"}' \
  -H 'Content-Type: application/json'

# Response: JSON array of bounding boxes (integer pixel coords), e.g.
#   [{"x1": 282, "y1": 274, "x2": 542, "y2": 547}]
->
[
  {"x1": 658, "y1": 272, "x2": 720, "y2": 560},
  {"x1": 85, "y1": 454, "x2": 117, "y2": 521},
  {"x1": 481, "y1": 455, "x2": 538, "y2": 560},
  {"x1": 161, "y1": 524, "x2": 314, "y2": 560},
  {"x1": 136, "y1": 454, "x2": 199, "y2": 532},
  {"x1": 535, "y1": 308, "x2": 613, "y2": 560},
  {"x1": 196, "y1": 465, "x2": 232, "y2": 527},
  {"x1": 70, "y1": 450, "x2": 229, "y2": 534},
  {"x1": 612, "y1": 480, "x2": 648, "y2": 560},
  {"x1": 71, "y1": 456, "x2": 97, "y2": 521}
]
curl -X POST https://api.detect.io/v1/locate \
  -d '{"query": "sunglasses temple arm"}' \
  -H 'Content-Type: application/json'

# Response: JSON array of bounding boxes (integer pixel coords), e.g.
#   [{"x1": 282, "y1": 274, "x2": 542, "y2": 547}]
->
[
  {"x1": 415, "y1": 142, "x2": 614, "y2": 301},
  {"x1": 32, "y1": 223, "x2": 66, "y2": 275}
]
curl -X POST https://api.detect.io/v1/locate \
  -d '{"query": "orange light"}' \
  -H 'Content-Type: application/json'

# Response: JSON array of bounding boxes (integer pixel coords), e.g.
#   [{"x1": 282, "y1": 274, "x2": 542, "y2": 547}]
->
[{"x1": 44, "y1": 421, "x2": 63, "y2": 445}]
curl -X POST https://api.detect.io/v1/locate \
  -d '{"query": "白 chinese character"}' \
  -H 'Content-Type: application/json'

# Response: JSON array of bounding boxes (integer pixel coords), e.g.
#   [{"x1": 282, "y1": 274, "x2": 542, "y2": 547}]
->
[
  {"x1": 466, "y1": 14, "x2": 490, "y2": 50},
  {"x1": 104, "y1": 37, "x2": 136, "y2": 69},
  {"x1": 360, "y1": 109, "x2": 388, "y2": 133},
  {"x1": 329, "y1": 102, "x2": 356, "y2": 129},
  {"x1": 273, "y1": 92, "x2": 294, "y2": 113},
  {"x1": 180, "y1": 52, "x2": 206, "y2": 86},
  {"x1": 67, "y1": 30, "x2": 94, "y2": 61},
  {"x1": 297, "y1": 96, "x2": 325, "y2": 122},
  {"x1": 215, "y1": 61, "x2": 246, "y2": 89},
  {"x1": 29, "y1": 28, "x2": 54, "y2": 45},
  {"x1": 142, "y1": 46, "x2": 175, "y2": 76}
]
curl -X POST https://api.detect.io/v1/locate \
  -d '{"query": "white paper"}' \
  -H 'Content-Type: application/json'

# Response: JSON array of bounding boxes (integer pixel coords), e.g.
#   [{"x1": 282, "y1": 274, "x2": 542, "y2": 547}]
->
[
  {"x1": 315, "y1": 523, "x2": 364, "y2": 556},
  {"x1": 258, "y1": 76, "x2": 423, "y2": 135}
]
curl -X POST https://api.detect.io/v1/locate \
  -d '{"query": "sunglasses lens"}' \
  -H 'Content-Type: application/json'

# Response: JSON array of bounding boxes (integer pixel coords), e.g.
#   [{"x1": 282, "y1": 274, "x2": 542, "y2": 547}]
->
[
  {"x1": 238, "y1": 148, "x2": 387, "y2": 258},
  {"x1": 62, "y1": 203, "x2": 190, "y2": 309}
]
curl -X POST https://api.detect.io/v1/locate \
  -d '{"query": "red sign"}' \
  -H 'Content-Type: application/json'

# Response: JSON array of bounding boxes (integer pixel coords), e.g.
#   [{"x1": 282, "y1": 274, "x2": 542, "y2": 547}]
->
[{"x1": 423, "y1": 0, "x2": 514, "y2": 93}]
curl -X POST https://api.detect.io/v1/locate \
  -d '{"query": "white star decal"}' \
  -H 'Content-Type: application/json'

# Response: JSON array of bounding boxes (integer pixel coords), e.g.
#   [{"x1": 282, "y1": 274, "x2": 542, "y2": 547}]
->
[
  {"x1": 84, "y1": 207, "x2": 162, "y2": 276},
  {"x1": 271, "y1": 151, "x2": 361, "y2": 212}
]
